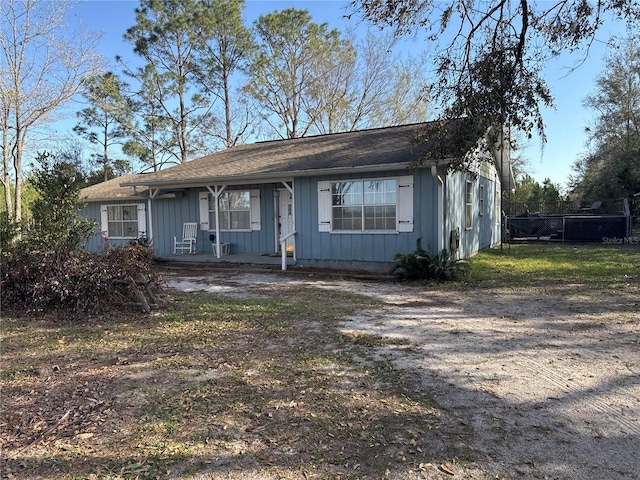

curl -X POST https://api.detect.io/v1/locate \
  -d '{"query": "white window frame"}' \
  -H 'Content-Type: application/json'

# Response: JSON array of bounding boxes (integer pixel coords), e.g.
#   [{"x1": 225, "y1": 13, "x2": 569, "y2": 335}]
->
[
  {"x1": 100, "y1": 203, "x2": 146, "y2": 239},
  {"x1": 479, "y1": 184, "x2": 485, "y2": 216},
  {"x1": 465, "y1": 180, "x2": 473, "y2": 230},
  {"x1": 199, "y1": 189, "x2": 261, "y2": 232},
  {"x1": 318, "y1": 176, "x2": 413, "y2": 233}
]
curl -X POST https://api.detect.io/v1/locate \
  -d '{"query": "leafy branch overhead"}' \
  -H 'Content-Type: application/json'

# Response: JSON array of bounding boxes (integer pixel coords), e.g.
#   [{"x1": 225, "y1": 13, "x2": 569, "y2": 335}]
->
[
  {"x1": 352, "y1": 0, "x2": 640, "y2": 143},
  {"x1": 409, "y1": 117, "x2": 498, "y2": 173}
]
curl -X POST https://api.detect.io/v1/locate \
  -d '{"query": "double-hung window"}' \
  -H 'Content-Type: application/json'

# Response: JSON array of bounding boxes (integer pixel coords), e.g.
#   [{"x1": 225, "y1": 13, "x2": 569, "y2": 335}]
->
[
  {"x1": 199, "y1": 189, "x2": 261, "y2": 231},
  {"x1": 318, "y1": 176, "x2": 413, "y2": 233},
  {"x1": 100, "y1": 204, "x2": 146, "y2": 239},
  {"x1": 217, "y1": 191, "x2": 251, "y2": 230},
  {"x1": 465, "y1": 180, "x2": 473, "y2": 230}
]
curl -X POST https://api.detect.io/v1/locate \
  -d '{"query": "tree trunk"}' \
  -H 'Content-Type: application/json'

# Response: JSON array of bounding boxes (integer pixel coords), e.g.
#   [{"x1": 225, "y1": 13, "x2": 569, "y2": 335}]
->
[
  {"x1": 2, "y1": 113, "x2": 13, "y2": 218},
  {"x1": 13, "y1": 133, "x2": 24, "y2": 222},
  {"x1": 224, "y1": 71, "x2": 232, "y2": 148}
]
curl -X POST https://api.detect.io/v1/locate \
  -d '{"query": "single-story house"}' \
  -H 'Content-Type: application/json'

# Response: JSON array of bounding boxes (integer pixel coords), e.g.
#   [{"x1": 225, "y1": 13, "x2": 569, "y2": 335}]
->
[{"x1": 80, "y1": 121, "x2": 511, "y2": 272}]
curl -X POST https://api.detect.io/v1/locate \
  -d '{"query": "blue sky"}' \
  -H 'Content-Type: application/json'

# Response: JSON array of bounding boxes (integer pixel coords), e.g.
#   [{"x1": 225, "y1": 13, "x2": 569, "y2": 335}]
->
[{"x1": 67, "y1": 0, "x2": 625, "y2": 189}]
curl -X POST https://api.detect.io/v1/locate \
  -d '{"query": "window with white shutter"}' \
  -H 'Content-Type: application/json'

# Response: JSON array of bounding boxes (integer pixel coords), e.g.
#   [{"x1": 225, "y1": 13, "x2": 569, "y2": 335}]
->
[
  {"x1": 100, "y1": 204, "x2": 146, "y2": 239},
  {"x1": 317, "y1": 181, "x2": 332, "y2": 232},
  {"x1": 317, "y1": 176, "x2": 413, "y2": 233},
  {"x1": 202, "y1": 189, "x2": 261, "y2": 231}
]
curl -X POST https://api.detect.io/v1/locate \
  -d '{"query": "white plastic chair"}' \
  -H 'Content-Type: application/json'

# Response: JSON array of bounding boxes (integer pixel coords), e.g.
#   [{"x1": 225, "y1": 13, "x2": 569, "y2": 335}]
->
[{"x1": 173, "y1": 222, "x2": 198, "y2": 254}]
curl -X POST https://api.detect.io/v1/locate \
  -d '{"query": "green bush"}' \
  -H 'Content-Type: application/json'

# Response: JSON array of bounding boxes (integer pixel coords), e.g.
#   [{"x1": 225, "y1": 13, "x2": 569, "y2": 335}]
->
[
  {"x1": 0, "y1": 211, "x2": 19, "y2": 256},
  {"x1": 1, "y1": 152, "x2": 162, "y2": 315},
  {"x1": 394, "y1": 238, "x2": 469, "y2": 281}
]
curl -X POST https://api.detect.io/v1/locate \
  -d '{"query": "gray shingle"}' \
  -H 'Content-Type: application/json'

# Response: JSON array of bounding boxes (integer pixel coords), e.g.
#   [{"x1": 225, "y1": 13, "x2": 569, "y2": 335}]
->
[
  {"x1": 122, "y1": 123, "x2": 439, "y2": 187},
  {"x1": 81, "y1": 174, "x2": 148, "y2": 201}
]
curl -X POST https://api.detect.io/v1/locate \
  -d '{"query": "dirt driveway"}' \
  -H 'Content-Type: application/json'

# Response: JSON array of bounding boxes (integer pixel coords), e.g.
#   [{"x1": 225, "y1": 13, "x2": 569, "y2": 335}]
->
[{"x1": 166, "y1": 269, "x2": 640, "y2": 479}]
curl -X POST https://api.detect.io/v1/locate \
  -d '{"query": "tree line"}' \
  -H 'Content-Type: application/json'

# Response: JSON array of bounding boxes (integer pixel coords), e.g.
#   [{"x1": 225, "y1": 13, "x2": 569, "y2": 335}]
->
[
  {"x1": 2, "y1": 0, "x2": 640, "y2": 230},
  {"x1": 68, "y1": 2, "x2": 431, "y2": 178}
]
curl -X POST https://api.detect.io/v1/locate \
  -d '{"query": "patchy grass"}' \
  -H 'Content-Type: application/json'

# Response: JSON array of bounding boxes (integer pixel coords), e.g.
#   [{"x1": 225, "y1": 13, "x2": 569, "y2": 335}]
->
[
  {"x1": 1, "y1": 284, "x2": 473, "y2": 480},
  {"x1": 4, "y1": 244, "x2": 637, "y2": 479},
  {"x1": 468, "y1": 243, "x2": 640, "y2": 289}
]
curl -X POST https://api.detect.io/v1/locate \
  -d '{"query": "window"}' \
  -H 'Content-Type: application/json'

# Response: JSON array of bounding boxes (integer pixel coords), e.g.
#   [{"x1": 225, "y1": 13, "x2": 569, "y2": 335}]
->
[
  {"x1": 465, "y1": 180, "x2": 473, "y2": 229},
  {"x1": 331, "y1": 180, "x2": 396, "y2": 231},
  {"x1": 332, "y1": 180, "x2": 396, "y2": 231},
  {"x1": 479, "y1": 184, "x2": 485, "y2": 216},
  {"x1": 199, "y1": 189, "x2": 261, "y2": 231},
  {"x1": 215, "y1": 191, "x2": 251, "y2": 230},
  {"x1": 100, "y1": 204, "x2": 145, "y2": 239},
  {"x1": 318, "y1": 176, "x2": 413, "y2": 233}
]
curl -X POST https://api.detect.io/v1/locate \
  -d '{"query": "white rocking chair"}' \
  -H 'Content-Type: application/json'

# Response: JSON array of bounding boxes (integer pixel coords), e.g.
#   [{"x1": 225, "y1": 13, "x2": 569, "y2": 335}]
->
[{"x1": 173, "y1": 222, "x2": 198, "y2": 254}]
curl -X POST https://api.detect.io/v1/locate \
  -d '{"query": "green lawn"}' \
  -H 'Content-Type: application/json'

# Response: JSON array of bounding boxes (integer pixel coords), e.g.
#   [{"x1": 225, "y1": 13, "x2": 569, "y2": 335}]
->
[{"x1": 468, "y1": 243, "x2": 640, "y2": 288}]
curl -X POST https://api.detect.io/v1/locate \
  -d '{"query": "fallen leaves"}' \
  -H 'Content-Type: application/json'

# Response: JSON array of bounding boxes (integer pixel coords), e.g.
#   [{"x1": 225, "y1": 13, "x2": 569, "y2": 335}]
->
[{"x1": 440, "y1": 463, "x2": 456, "y2": 475}]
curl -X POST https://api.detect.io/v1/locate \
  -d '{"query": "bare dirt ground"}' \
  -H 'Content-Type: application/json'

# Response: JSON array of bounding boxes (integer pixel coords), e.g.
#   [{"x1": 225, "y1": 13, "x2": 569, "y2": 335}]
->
[{"x1": 166, "y1": 268, "x2": 640, "y2": 480}]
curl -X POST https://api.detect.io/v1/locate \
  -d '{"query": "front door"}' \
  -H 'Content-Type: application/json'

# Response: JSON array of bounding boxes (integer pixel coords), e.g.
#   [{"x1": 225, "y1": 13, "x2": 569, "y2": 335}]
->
[{"x1": 278, "y1": 188, "x2": 294, "y2": 253}]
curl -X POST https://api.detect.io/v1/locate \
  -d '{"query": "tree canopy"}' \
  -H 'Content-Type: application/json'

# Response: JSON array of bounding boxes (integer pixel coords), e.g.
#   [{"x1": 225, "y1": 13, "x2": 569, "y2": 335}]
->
[
  {"x1": 0, "y1": 0, "x2": 103, "y2": 221},
  {"x1": 74, "y1": 73, "x2": 133, "y2": 182},
  {"x1": 198, "y1": 0, "x2": 257, "y2": 148},
  {"x1": 123, "y1": 0, "x2": 216, "y2": 164},
  {"x1": 351, "y1": 0, "x2": 640, "y2": 159},
  {"x1": 570, "y1": 33, "x2": 640, "y2": 200},
  {"x1": 245, "y1": 8, "x2": 347, "y2": 139}
]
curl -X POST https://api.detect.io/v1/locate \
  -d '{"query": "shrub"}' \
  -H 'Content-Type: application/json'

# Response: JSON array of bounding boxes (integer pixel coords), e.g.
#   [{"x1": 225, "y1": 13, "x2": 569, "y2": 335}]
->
[
  {"x1": 0, "y1": 211, "x2": 19, "y2": 256},
  {"x1": 1, "y1": 152, "x2": 162, "y2": 316},
  {"x1": 394, "y1": 238, "x2": 469, "y2": 281}
]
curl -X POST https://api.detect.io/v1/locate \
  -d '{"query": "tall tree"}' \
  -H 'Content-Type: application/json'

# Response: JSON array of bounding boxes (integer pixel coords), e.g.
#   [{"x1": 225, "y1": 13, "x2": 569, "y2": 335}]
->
[
  {"x1": 246, "y1": 8, "x2": 346, "y2": 139},
  {"x1": 123, "y1": 0, "x2": 215, "y2": 164},
  {"x1": 74, "y1": 72, "x2": 132, "y2": 182},
  {"x1": 310, "y1": 31, "x2": 429, "y2": 134},
  {"x1": 571, "y1": 34, "x2": 640, "y2": 199},
  {"x1": 351, "y1": 0, "x2": 640, "y2": 169},
  {"x1": 118, "y1": 68, "x2": 179, "y2": 172},
  {"x1": 198, "y1": 0, "x2": 256, "y2": 148},
  {"x1": 0, "y1": 0, "x2": 102, "y2": 222}
]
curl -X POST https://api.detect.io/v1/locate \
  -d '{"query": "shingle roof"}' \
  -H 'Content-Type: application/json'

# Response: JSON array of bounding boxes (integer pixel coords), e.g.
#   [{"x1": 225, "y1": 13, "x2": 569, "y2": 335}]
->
[
  {"x1": 121, "y1": 122, "x2": 445, "y2": 188},
  {"x1": 81, "y1": 174, "x2": 149, "y2": 201}
]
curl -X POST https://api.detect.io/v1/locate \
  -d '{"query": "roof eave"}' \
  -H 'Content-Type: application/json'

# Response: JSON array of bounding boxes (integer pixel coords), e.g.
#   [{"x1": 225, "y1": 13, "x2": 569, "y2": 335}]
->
[
  {"x1": 120, "y1": 161, "x2": 427, "y2": 188},
  {"x1": 81, "y1": 194, "x2": 149, "y2": 203}
]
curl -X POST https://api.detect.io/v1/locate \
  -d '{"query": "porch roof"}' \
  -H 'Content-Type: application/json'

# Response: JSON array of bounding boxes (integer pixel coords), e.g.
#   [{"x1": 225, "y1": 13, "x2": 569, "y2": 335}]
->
[{"x1": 121, "y1": 123, "x2": 445, "y2": 189}]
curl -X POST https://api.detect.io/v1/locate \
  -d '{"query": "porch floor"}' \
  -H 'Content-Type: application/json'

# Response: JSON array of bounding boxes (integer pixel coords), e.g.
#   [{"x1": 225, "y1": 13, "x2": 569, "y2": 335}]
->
[{"x1": 158, "y1": 252, "x2": 296, "y2": 268}]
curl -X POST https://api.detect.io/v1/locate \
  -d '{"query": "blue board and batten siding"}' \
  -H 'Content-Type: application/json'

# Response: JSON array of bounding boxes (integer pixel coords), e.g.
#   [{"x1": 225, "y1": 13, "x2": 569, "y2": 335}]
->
[
  {"x1": 294, "y1": 169, "x2": 439, "y2": 270},
  {"x1": 444, "y1": 169, "x2": 501, "y2": 259},
  {"x1": 81, "y1": 199, "x2": 150, "y2": 252},
  {"x1": 150, "y1": 185, "x2": 276, "y2": 255},
  {"x1": 81, "y1": 163, "x2": 501, "y2": 271}
]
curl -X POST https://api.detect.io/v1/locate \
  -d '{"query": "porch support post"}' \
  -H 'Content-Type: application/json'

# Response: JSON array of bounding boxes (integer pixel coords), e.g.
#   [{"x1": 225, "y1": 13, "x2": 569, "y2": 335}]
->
[
  {"x1": 147, "y1": 189, "x2": 159, "y2": 255},
  {"x1": 207, "y1": 185, "x2": 226, "y2": 258},
  {"x1": 431, "y1": 166, "x2": 444, "y2": 253},
  {"x1": 280, "y1": 180, "x2": 295, "y2": 262}
]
